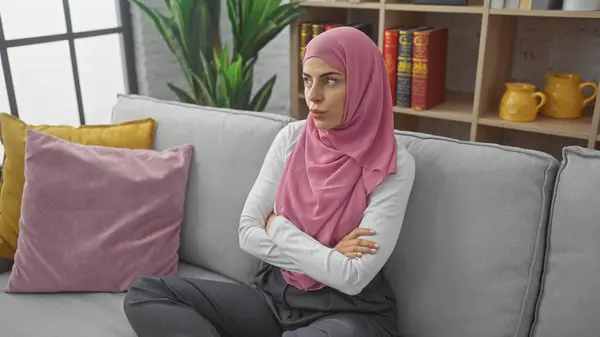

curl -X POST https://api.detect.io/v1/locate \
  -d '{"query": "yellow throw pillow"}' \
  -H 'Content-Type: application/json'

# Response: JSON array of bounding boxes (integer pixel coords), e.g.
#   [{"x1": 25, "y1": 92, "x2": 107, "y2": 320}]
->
[{"x1": 0, "y1": 113, "x2": 157, "y2": 259}]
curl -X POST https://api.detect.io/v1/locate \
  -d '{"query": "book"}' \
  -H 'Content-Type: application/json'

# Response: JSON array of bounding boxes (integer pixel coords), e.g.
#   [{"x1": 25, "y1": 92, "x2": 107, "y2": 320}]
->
[
  {"x1": 396, "y1": 26, "x2": 428, "y2": 108},
  {"x1": 519, "y1": 0, "x2": 533, "y2": 9},
  {"x1": 491, "y1": 0, "x2": 505, "y2": 8},
  {"x1": 311, "y1": 22, "x2": 325, "y2": 39},
  {"x1": 325, "y1": 23, "x2": 343, "y2": 31},
  {"x1": 383, "y1": 28, "x2": 401, "y2": 104},
  {"x1": 411, "y1": 0, "x2": 468, "y2": 4},
  {"x1": 298, "y1": 22, "x2": 375, "y2": 65},
  {"x1": 299, "y1": 22, "x2": 313, "y2": 62},
  {"x1": 299, "y1": 21, "x2": 334, "y2": 63},
  {"x1": 523, "y1": 0, "x2": 563, "y2": 9},
  {"x1": 411, "y1": 27, "x2": 448, "y2": 111}
]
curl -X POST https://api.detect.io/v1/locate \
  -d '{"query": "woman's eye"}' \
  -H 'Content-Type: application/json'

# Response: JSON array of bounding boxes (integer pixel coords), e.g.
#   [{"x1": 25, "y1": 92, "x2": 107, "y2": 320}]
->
[
  {"x1": 325, "y1": 78, "x2": 337, "y2": 85},
  {"x1": 303, "y1": 77, "x2": 312, "y2": 87}
]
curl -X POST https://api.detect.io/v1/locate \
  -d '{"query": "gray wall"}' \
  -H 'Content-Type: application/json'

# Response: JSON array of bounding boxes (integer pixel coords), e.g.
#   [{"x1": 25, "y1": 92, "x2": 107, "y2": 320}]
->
[{"x1": 130, "y1": 0, "x2": 291, "y2": 115}]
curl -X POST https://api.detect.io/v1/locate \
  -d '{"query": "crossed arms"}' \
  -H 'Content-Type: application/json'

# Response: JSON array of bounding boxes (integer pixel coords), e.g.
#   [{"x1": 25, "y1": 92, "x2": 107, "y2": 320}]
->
[{"x1": 238, "y1": 123, "x2": 415, "y2": 296}]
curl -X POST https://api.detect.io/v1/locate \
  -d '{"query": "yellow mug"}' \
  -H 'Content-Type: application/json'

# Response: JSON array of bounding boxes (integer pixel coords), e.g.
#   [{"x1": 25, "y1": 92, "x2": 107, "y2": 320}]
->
[
  {"x1": 499, "y1": 82, "x2": 547, "y2": 122},
  {"x1": 540, "y1": 73, "x2": 599, "y2": 119}
]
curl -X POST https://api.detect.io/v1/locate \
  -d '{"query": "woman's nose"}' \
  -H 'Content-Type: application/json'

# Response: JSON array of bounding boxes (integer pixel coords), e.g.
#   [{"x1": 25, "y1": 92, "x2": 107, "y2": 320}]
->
[{"x1": 307, "y1": 87, "x2": 323, "y2": 103}]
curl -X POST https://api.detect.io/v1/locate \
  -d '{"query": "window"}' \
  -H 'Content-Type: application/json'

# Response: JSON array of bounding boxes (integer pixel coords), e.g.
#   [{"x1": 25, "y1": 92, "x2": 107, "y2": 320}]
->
[{"x1": 0, "y1": 0, "x2": 137, "y2": 152}]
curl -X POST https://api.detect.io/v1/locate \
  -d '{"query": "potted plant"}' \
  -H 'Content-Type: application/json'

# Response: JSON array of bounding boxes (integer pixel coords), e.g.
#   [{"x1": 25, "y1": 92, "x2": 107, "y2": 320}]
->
[{"x1": 129, "y1": 0, "x2": 306, "y2": 112}]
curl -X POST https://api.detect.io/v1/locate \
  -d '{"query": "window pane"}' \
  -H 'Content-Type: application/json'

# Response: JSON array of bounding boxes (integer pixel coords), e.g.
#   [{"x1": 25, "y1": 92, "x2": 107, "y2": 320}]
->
[
  {"x1": 9, "y1": 42, "x2": 80, "y2": 126},
  {"x1": 68, "y1": 0, "x2": 119, "y2": 33},
  {"x1": 75, "y1": 34, "x2": 126, "y2": 125},
  {"x1": 1, "y1": 0, "x2": 66, "y2": 40}
]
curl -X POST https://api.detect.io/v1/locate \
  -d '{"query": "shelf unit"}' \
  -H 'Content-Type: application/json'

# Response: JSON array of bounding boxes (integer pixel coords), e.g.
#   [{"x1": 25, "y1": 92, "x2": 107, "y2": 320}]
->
[{"x1": 289, "y1": 0, "x2": 600, "y2": 158}]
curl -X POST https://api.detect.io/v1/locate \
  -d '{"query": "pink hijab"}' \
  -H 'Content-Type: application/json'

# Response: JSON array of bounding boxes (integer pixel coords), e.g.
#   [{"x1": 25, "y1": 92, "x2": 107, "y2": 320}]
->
[{"x1": 275, "y1": 26, "x2": 398, "y2": 291}]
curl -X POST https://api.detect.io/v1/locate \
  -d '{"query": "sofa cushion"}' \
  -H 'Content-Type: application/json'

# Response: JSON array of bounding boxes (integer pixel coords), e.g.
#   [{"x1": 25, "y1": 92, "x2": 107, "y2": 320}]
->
[
  {"x1": 0, "y1": 262, "x2": 237, "y2": 337},
  {"x1": 0, "y1": 113, "x2": 156, "y2": 260},
  {"x1": 5, "y1": 131, "x2": 193, "y2": 293},
  {"x1": 531, "y1": 146, "x2": 600, "y2": 337},
  {"x1": 386, "y1": 131, "x2": 559, "y2": 337},
  {"x1": 111, "y1": 95, "x2": 294, "y2": 285}
]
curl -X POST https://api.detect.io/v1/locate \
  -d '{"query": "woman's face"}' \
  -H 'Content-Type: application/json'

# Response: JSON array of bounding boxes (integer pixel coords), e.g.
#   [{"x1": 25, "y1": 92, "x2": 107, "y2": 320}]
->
[{"x1": 302, "y1": 57, "x2": 346, "y2": 130}]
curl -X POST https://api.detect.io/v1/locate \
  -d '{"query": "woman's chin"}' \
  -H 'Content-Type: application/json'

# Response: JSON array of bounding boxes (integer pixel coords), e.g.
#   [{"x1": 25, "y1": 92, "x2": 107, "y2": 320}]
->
[
  {"x1": 312, "y1": 117, "x2": 340, "y2": 130},
  {"x1": 313, "y1": 120, "x2": 332, "y2": 130}
]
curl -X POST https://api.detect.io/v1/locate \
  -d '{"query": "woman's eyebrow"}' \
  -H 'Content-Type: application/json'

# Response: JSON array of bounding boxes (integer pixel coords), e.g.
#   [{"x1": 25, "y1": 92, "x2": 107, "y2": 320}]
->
[{"x1": 302, "y1": 71, "x2": 343, "y2": 78}]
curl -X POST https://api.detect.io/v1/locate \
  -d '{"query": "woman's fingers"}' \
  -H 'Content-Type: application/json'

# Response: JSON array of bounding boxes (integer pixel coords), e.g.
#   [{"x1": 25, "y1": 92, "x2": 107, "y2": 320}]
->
[
  {"x1": 335, "y1": 228, "x2": 379, "y2": 258},
  {"x1": 343, "y1": 246, "x2": 377, "y2": 259},
  {"x1": 349, "y1": 245, "x2": 376, "y2": 254},
  {"x1": 348, "y1": 238, "x2": 378, "y2": 249},
  {"x1": 338, "y1": 243, "x2": 378, "y2": 259},
  {"x1": 343, "y1": 228, "x2": 376, "y2": 241},
  {"x1": 344, "y1": 252, "x2": 361, "y2": 259}
]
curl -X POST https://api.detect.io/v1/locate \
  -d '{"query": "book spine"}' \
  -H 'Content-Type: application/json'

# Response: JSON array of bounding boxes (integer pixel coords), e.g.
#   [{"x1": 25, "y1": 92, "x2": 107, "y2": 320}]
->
[
  {"x1": 519, "y1": 0, "x2": 533, "y2": 9},
  {"x1": 299, "y1": 23, "x2": 312, "y2": 63},
  {"x1": 383, "y1": 29, "x2": 399, "y2": 104},
  {"x1": 311, "y1": 23, "x2": 325, "y2": 39},
  {"x1": 324, "y1": 23, "x2": 342, "y2": 31},
  {"x1": 411, "y1": 29, "x2": 448, "y2": 110},
  {"x1": 395, "y1": 30, "x2": 416, "y2": 107},
  {"x1": 491, "y1": 0, "x2": 505, "y2": 8},
  {"x1": 411, "y1": 32, "x2": 430, "y2": 110},
  {"x1": 504, "y1": 0, "x2": 520, "y2": 8}
]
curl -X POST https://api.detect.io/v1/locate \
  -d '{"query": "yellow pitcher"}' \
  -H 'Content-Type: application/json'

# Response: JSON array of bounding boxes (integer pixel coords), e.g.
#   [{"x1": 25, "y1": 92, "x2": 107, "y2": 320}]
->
[
  {"x1": 499, "y1": 83, "x2": 547, "y2": 122},
  {"x1": 540, "y1": 73, "x2": 599, "y2": 119}
]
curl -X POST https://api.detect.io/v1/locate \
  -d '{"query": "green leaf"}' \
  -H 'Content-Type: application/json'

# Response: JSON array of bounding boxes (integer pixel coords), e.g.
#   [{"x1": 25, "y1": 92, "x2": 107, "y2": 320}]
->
[
  {"x1": 204, "y1": 0, "x2": 222, "y2": 49},
  {"x1": 167, "y1": 83, "x2": 196, "y2": 104},
  {"x1": 210, "y1": 48, "x2": 229, "y2": 107},
  {"x1": 128, "y1": 0, "x2": 196, "y2": 96},
  {"x1": 235, "y1": 58, "x2": 256, "y2": 109},
  {"x1": 169, "y1": 0, "x2": 192, "y2": 58},
  {"x1": 226, "y1": 56, "x2": 245, "y2": 108},
  {"x1": 194, "y1": 0, "x2": 220, "y2": 60},
  {"x1": 258, "y1": 0, "x2": 281, "y2": 25},
  {"x1": 129, "y1": 0, "x2": 172, "y2": 51},
  {"x1": 185, "y1": 0, "x2": 216, "y2": 96},
  {"x1": 250, "y1": 75, "x2": 277, "y2": 112},
  {"x1": 131, "y1": 0, "x2": 303, "y2": 111},
  {"x1": 226, "y1": 57, "x2": 243, "y2": 85},
  {"x1": 227, "y1": 0, "x2": 240, "y2": 50},
  {"x1": 234, "y1": 3, "x2": 306, "y2": 62},
  {"x1": 197, "y1": 49, "x2": 216, "y2": 100},
  {"x1": 190, "y1": 48, "x2": 219, "y2": 107},
  {"x1": 215, "y1": 72, "x2": 230, "y2": 107},
  {"x1": 190, "y1": 71, "x2": 217, "y2": 107}
]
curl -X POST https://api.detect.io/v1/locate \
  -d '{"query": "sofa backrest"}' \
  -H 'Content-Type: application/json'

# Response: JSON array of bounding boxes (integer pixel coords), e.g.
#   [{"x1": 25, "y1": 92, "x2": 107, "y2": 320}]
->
[
  {"x1": 112, "y1": 96, "x2": 597, "y2": 336},
  {"x1": 111, "y1": 95, "x2": 293, "y2": 285},
  {"x1": 529, "y1": 146, "x2": 600, "y2": 336},
  {"x1": 387, "y1": 131, "x2": 559, "y2": 337}
]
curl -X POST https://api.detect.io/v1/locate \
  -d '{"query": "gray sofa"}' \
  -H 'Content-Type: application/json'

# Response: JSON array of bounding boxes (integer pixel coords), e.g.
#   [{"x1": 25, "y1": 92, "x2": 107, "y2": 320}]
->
[{"x1": 1, "y1": 94, "x2": 598, "y2": 337}]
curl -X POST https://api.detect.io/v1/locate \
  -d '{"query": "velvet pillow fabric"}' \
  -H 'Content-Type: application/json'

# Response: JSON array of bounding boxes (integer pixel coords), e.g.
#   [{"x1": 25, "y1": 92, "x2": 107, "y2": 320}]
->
[
  {"x1": 4, "y1": 130, "x2": 193, "y2": 293},
  {"x1": 0, "y1": 113, "x2": 157, "y2": 260}
]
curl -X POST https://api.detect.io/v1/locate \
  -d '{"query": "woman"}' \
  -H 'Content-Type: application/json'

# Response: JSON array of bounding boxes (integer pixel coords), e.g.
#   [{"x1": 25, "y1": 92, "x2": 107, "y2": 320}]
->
[{"x1": 123, "y1": 26, "x2": 415, "y2": 337}]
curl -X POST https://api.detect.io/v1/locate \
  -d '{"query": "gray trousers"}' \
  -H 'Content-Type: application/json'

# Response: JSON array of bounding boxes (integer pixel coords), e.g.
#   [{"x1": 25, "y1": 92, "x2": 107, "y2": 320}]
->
[{"x1": 123, "y1": 267, "x2": 396, "y2": 337}]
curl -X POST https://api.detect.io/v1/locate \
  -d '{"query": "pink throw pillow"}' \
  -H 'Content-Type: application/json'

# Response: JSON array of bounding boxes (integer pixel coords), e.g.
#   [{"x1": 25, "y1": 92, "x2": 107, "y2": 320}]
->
[{"x1": 4, "y1": 130, "x2": 193, "y2": 293}]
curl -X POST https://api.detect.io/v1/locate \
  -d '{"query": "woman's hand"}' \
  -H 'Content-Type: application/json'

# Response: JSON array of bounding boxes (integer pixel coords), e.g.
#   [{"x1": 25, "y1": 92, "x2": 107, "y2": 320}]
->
[
  {"x1": 334, "y1": 228, "x2": 379, "y2": 259},
  {"x1": 265, "y1": 212, "x2": 278, "y2": 233}
]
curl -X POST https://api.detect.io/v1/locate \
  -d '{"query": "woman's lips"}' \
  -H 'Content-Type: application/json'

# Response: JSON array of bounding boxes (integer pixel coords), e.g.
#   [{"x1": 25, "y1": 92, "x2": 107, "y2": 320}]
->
[{"x1": 310, "y1": 109, "x2": 326, "y2": 119}]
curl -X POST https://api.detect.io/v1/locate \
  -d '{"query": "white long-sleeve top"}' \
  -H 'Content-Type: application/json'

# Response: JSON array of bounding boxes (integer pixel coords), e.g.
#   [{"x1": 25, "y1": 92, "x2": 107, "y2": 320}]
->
[{"x1": 238, "y1": 120, "x2": 416, "y2": 296}]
